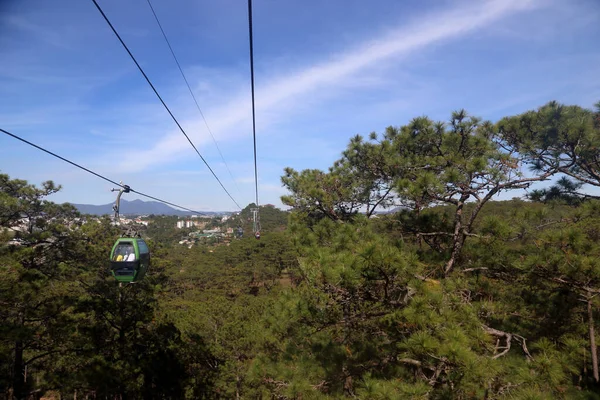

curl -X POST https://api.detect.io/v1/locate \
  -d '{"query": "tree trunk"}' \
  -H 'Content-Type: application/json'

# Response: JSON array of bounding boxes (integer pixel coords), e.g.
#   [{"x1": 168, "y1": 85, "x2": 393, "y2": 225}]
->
[
  {"x1": 12, "y1": 339, "x2": 24, "y2": 400},
  {"x1": 444, "y1": 197, "x2": 468, "y2": 275},
  {"x1": 588, "y1": 298, "x2": 599, "y2": 382},
  {"x1": 12, "y1": 310, "x2": 25, "y2": 400},
  {"x1": 444, "y1": 237, "x2": 465, "y2": 276},
  {"x1": 118, "y1": 291, "x2": 128, "y2": 400}
]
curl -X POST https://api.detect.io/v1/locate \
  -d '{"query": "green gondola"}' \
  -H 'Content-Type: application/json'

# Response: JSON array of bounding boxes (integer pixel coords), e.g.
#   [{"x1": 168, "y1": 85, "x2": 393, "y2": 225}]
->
[{"x1": 109, "y1": 237, "x2": 150, "y2": 283}]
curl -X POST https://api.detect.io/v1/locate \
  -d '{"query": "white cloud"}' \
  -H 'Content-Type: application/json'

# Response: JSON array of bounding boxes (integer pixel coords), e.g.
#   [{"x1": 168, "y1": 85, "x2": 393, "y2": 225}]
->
[
  {"x1": 4, "y1": 15, "x2": 71, "y2": 49},
  {"x1": 235, "y1": 176, "x2": 256, "y2": 184},
  {"x1": 5, "y1": 0, "x2": 561, "y2": 211},
  {"x1": 106, "y1": 0, "x2": 543, "y2": 173}
]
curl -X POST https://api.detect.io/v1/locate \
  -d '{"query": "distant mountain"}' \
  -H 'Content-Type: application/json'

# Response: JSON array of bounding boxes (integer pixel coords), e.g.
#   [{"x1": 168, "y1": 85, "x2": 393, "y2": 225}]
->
[
  {"x1": 68, "y1": 199, "x2": 228, "y2": 217},
  {"x1": 372, "y1": 206, "x2": 407, "y2": 215}
]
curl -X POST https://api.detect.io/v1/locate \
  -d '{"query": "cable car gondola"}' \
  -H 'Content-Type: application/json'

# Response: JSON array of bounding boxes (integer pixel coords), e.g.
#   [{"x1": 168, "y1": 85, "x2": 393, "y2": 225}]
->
[
  {"x1": 110, "y1": 237, "x2": 150, "y2": 283},
  {"x1": 109, "y1": 183, "x2": 151, "y2": 284}
]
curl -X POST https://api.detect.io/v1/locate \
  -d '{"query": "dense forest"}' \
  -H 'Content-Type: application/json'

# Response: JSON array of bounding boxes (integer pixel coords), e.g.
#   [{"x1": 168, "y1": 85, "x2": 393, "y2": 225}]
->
[{"x1": 2, "y1": 100, "x2": 600, "y2": 399}]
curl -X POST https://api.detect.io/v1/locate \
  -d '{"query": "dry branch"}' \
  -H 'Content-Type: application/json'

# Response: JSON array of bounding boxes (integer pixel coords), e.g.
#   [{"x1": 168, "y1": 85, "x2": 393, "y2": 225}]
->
[{"x1": 482, "y1": 325, "x2": 533, "y2": 360}]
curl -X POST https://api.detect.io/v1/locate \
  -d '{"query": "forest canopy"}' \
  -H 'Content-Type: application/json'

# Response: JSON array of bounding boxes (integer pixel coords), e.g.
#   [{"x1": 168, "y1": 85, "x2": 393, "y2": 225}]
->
[{"x1": 2, "y1": 100, "x2": 600, "y2": 399}]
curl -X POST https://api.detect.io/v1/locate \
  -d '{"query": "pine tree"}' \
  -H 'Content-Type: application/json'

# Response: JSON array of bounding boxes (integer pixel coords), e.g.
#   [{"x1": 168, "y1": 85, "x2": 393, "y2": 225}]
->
[{"x1": 0, "y1": 174, "x2": 85, "y2": 398}]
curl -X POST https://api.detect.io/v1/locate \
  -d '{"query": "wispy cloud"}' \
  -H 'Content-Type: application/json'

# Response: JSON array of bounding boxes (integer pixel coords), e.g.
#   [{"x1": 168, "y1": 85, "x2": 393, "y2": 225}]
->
[
  {"x1": 235, "y1": 176, "x2": 256, "y2": 184},
  {"x1": 3, "y1": 15, "x2": 71, "y2": 49},
  {"x1": 109, "y1": 0, "x2": 543, "y2": 173}
]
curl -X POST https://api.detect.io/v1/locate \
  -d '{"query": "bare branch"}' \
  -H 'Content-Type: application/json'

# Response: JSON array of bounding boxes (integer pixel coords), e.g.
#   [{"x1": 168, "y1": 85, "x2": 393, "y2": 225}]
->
[
  {"x1": 482, "y1": 324, "x2": 533, "y2": 360},
  {"x1": 398, "y1": 358, "x2": 422, "y2": 367},
  {"x1": 462, "y1": 267, "x2": 489, "y2": 273}
]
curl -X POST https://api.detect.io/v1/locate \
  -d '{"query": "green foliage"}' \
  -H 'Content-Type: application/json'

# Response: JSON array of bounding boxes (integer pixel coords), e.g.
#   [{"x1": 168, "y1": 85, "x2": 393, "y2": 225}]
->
[
  {"x1": 145, "y1": 215, "x2": 193, "y2": 244},
  {"x1": 498, "y1": 100, "x2": 600, "y2": 189},
  {"x1": 281, "y1": 167, "x2": 362, "y2": 223},
  {"x1": 0, "y1": 174, "x2": 88, "y2": 398},
  {"x1": 4, "y1": 100, "x2": 600, "y2": 398},
  {"x1": 528, "y1": 177, "x2": 588, "y2": 205},
  {"x1": 225, "y1": 203, "x2": 289, "y2": 234},
  {"x1": 0, "y1": 174, "x2": 216, "y2": 399}
]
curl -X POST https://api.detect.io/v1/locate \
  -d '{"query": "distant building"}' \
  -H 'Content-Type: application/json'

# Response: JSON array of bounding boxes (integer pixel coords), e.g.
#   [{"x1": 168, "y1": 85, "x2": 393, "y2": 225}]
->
[
  {"x1": 176, "y1": 219, "x2": 204, "y2": 229},
  {"x1": 11, "y1": 218, "x2": 29, "y2": 232}
]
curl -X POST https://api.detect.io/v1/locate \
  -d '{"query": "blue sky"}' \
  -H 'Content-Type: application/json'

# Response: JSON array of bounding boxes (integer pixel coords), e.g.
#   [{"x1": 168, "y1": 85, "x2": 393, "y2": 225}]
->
[{"x1": 1, "y1": 0, "x2": 599, "y2": 212}]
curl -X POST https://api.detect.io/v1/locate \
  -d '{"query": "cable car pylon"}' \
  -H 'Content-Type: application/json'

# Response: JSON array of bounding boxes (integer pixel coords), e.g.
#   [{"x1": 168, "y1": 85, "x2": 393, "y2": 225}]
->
[
  {"x1": 247, "y1": 0, "x2": 262, "y2": 240},
  {"x1": 251, "y1": 207, "x2": 260, "y2": 239}
]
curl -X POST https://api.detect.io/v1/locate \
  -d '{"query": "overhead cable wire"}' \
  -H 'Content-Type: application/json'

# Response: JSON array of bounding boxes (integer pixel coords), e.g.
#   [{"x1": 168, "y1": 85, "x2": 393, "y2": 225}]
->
[
  {"x1": 247, "y1": 0, "x2": 259, "y2": 207},
  {"x1": 90, "y1": 0, "x2": 242, "y2": 210},
  {"x1": 144, "y1": 0, "x2": 242, "y2": 198},
  {"x1": 1, "y1": 128, "x2": 210, "y2": 215}
]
